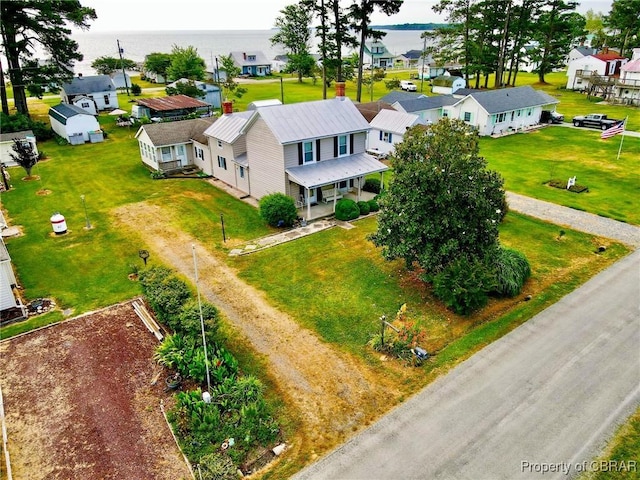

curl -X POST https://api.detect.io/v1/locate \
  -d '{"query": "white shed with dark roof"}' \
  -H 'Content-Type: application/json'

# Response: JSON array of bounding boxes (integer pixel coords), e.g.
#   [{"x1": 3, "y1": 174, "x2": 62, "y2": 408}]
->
[{"x1": 49, "y1": 104, "x2": 102, "y2": 144}]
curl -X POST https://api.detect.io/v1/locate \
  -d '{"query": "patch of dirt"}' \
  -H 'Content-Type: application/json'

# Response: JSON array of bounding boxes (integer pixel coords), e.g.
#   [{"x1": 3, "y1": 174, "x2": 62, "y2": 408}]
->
[
  {"x1": 0, "y1": 301, "x2": 191, "y2": 480},
  {"x1": 113, "y1": 202, "x2": 409, "y2": 467},
  {"x1": 36, "y1": 189, "x2": 52, "y2": 196}
]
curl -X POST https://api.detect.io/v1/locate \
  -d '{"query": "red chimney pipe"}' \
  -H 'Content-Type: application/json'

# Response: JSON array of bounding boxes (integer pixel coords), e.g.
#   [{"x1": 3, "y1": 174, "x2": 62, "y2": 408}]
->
[
  {"x1": 222, "y1": 100, "x2": 233, "y2": 115},
  {"x1": 243, "y1": 52, "x2": 247, "y2": 60},
  {"x1": 335, "y1": 81, "x2": 345, "y2": 99}
]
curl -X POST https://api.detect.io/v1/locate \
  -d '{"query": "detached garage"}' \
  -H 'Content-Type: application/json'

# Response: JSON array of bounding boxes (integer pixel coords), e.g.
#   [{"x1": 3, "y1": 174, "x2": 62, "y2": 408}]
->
[{"x1": 49, "y1": 104, "x2": 103, "y2": 145}]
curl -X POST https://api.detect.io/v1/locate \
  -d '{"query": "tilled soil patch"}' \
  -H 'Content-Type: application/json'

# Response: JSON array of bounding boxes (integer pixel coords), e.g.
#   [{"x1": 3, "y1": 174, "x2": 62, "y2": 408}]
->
[{"x1": 0, "y1": 301, "x2": 191, "y2": 480}]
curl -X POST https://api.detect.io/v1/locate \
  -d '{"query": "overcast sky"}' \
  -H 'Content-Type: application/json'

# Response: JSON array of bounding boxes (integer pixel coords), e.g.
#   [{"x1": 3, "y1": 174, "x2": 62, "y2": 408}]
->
[{"x1": 77, "y1": 0, "x2": 614, "y2": 32}]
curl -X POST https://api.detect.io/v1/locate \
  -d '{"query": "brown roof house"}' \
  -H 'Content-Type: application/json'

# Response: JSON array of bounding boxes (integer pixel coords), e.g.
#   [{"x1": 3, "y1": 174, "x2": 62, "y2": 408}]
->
[
  {"x1": 131, "y1": 94, "x2": 211, "y2": 121},
  {"x1": 135, "y1": 117, "x2": 216, "y2": 174}
]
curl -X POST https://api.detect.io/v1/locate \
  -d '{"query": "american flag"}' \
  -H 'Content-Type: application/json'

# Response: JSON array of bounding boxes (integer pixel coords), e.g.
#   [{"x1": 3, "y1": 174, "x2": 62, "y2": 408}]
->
[{"x1": 601, "y1": 120, "x2": 625, "y2": 139}]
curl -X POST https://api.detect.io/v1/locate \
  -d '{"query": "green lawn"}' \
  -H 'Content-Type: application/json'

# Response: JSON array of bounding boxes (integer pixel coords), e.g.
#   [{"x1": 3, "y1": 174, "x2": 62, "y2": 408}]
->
[
  {"x1": 480, "y1": 127, "x2": 640, "y2": 225},
  {"x1": 1, "y1": 115, "x2": 271, "y2": 336},
  {"x1": 231, "y1": 213, "x2": 628, "y2": 358}
]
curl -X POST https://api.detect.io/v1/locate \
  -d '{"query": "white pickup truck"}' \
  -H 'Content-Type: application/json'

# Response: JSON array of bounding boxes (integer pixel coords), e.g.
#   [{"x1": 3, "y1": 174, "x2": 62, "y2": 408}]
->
[{"x1": 400, "y1": 80, "x2": 417, "y2": 92}]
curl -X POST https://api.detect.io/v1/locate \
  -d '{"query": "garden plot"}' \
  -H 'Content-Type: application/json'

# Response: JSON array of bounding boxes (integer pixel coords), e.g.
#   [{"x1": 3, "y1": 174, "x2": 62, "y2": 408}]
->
[{"x1": 0, "y1": 301, "x2": 191, "y2": 480}]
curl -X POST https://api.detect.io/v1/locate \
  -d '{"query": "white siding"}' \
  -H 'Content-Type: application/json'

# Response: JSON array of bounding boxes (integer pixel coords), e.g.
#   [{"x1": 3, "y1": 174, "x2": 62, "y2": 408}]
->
[
  {"x1": 246, "y1": 118, "x2": 286, "y2": 199},
  {"x1": 211, "y1": 141, "x2": 236, "y2": 186},
  {"x1": 193, "y1": 140, "x2": 213, "y2": 176}
]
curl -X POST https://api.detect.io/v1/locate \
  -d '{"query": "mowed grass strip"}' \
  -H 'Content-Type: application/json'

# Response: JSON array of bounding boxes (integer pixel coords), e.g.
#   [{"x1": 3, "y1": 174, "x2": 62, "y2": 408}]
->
[
  {"x1": 232, "y1": 213, "x2": 628, "y2": 359},
  {"x1": 480, "y1": 127, "x2": 640, "y2": 225}
]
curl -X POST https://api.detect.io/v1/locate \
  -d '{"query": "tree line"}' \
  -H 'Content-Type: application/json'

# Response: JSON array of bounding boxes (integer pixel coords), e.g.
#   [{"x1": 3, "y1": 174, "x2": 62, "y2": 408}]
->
[{"x1": 1, "y1": 0, "x2": 637, "y2": 117}]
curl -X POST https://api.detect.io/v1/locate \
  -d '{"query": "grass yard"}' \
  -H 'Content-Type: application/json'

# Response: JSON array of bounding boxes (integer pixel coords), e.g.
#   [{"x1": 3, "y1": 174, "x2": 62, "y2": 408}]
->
[
  {"x1": 480, "y1": 126, "x2": 640, "y2": 225},
  {"x1": 0, "y1": 114, "x2": 272, "y2": 337},
  {"x1": 231, "y1": 213, "x2": 628, "y2": 360}
]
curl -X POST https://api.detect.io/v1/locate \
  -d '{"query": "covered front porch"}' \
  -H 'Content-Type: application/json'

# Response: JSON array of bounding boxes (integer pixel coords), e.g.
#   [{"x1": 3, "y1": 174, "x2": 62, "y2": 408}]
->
[
  {"x1": 295, "y1": 190, "x2": 378, "y2": 220},
  {"x1": 286, "y1": 152, "x2": 388, "y2": 221}
]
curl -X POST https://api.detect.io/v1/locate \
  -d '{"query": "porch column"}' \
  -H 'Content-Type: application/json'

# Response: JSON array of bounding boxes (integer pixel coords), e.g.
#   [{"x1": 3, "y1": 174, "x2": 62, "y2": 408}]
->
[
  {"x1": 380, "y1": 171, "x2": 384, "y2": 191},
  {"x1": 306, "y1": 187, "x2": 311, "y2": 220},
  {"x1": 357, "y1": 177, "x2": 362, "y2": 202},
  {"x1": 333, "y1": 181, "x2": 338, "y2": 212}
]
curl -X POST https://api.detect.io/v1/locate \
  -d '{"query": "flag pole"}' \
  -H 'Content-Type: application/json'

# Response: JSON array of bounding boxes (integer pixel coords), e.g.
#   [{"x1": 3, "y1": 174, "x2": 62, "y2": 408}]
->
[{"x1": 616, "y1": 116, "x2": 628, "y2": 161}]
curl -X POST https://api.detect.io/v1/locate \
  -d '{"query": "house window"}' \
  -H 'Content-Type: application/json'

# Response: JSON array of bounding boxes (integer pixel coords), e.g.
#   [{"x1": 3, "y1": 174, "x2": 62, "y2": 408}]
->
[
  {"x1": 527, "y1": 108, "x2": 533, "y2": 116},
  {"x1": 195, "y1": 146, "x2": 204, "y2": 159},
  {"x1": 217, "y1": 155, "x2": 227, "y2": 170},
  {"x1": 463, "y1": 112, "x2": 472, "y2": 122},
  {"x1": 303, "y1": 141, "x2": 314, "y2": 163},
  {"x1": 442, "y1": 109, "x2": 449, "y2": 118},
  {"x1": 338, "y1": 135, "x2": 348, "y2": 156},
  {"x1": 248, "y1": 55, "x2": 256, "y2": 61},
  {"x1": 161, "y1": 147, "x2": 172, "y2": 161},
  {"x1": 82, "y1": 102, "x2": 90, "y2": 108},
  {"x1": 239, "y1": 166, "x2": 245, "y2": 178},
  {"x1": 104, "y1": 94, "x2": 110, "y2": 105},
  {"x1": 382, "y1": 131, "x2": 393, "y2": 143},
  {"x1": 497, "y1": 113, "x2": 506, "y2": 122},
  {"x1": 217, "y1": 139, "x2": 223, "y2": 148}
]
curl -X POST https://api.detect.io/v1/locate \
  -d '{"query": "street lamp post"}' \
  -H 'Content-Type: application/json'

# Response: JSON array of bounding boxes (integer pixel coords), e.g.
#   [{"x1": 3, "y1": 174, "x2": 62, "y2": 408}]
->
[{"x1": 80, "y1": 194, "x2": 91, "y2": 229}]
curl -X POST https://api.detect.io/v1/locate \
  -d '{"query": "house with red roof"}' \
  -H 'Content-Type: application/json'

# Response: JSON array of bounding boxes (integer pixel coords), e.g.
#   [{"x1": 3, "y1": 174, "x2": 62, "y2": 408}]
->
[
  {"x1": 615, "y1": 48, "x2": 640, "y2": 106},
  {"x1": 566, "y1": 48, "x2": 628, "y2": 92}
]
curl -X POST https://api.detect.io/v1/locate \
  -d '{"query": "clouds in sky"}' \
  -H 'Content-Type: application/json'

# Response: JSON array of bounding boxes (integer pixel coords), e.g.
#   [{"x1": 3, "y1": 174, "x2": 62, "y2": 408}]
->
[{"x1": 78, "y1": 0, "x2": 613, "y2": 32}]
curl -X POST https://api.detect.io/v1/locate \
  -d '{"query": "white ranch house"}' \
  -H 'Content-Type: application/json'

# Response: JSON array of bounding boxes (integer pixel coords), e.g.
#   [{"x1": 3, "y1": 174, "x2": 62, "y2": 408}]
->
[{"x1": 368, "y1": 109, "x2": 421, "y2": 156}]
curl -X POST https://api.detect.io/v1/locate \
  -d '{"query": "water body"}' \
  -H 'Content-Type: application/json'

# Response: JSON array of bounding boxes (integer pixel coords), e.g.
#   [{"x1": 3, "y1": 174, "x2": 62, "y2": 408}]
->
[{"x1": 71, "y1": 29, "x2": 427, "y2": 76}]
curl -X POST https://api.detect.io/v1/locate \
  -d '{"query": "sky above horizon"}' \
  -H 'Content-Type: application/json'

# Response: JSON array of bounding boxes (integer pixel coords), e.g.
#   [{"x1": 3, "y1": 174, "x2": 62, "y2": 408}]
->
[{"x1": 77, "y1": 0, "x2": 614, "y2": 32}]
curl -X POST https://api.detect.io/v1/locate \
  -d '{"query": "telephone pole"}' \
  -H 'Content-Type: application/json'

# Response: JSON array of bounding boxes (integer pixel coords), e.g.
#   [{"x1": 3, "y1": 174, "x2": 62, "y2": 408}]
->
[{"x1": 117, "y1": 39, "x2": 130, "y2": 96}]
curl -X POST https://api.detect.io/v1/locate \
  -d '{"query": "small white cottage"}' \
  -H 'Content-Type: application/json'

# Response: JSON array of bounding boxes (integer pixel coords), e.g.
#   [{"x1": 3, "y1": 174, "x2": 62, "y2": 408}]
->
[{"x1": 49, "y1": 104, "x2": 103, "y2": 145}]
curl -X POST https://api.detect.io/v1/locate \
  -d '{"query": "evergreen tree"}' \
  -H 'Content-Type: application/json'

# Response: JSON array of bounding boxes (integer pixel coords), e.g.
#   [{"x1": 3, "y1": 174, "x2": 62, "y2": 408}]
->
[
  {"x1": 0, "y1": 0, "x2": 96, "y2": 116},
  {"x1": 10, "y1": 138, "x2": 38, "y2": 178}
]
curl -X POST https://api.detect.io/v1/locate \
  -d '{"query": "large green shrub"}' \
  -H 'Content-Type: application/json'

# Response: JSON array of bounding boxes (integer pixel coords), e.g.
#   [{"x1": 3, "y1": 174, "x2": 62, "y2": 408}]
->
[
  {"x1": 357, "y1": 200, "x2": 370, "y2": 216},
  {"x1": 139, "y1": 267, "x2": 191, "y2": 324},
  {"x1": 492, "y1": 247, "x2": 531, "y2": 297},
  {"x1": 431, "y1": 256, "x2": 497, "y2": 315},
  {"x1": 177, "y1": 300, "x2": 220, "y2": 342},
  {"x1": 335, "y1": 198, "x2": 360, "y2": 221},
  {"x1": 130, "y1": 83, "x2": 142, "y2": 95},
  {"x1": 363, "y1": 178, "x2": 381, "y2": 194},
  {"x1": 259, "y1": 192, "x2": 297, "y2": 227},
  {"x1": 367, "y1": 199, "x2": 380, "y2": 212}
]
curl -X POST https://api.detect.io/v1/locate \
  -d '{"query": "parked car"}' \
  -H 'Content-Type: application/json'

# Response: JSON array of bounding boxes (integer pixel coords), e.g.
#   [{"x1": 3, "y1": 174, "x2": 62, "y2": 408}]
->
[
  {"x1": 541, "y1": 110, "x2": 564, "y2": 124},
  {"x1": 400, "y1": 80, "x2": 417, "y2": 92},
  {"x1": 571, "y1": 113, "x2": 620, "y2": 130}
]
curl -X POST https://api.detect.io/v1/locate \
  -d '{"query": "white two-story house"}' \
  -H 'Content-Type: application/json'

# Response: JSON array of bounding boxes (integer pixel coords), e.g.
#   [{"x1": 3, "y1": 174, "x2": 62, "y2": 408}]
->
[{"x1": 204, "y1": 84, "x2": 388, "y2": 219}]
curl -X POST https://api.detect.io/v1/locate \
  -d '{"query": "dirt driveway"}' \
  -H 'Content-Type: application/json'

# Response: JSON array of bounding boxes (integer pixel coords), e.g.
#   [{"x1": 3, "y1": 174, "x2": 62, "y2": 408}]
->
[
  {"x1": 0, "y1": 301, "x2": 191, "y2": 480},
  {"x1": 113, "y1": 203, "x2": 409, "y2": 469}
]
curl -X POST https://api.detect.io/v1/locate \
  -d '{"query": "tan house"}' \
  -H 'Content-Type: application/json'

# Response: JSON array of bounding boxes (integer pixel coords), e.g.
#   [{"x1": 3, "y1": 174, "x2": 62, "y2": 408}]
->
[
  {"x1": 135, "y1": 117, "x2": 216, "y2": 174},
  {"x1": 204, "y1": 84, "x2": 388, "y2": 219}
]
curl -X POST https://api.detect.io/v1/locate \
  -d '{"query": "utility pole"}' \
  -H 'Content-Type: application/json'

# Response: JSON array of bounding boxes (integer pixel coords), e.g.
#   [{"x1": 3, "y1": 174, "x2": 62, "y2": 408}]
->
[
  {"x1": 117, "y1": 39, "x2": 130, "y2": 96},
  {"x1": 420, "y1": 35, "x2": 427, "y2": 93}
]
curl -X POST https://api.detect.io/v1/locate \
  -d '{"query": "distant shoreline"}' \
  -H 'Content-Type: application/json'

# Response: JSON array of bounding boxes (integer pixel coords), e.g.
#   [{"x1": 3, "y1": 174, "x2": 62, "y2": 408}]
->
[{"x1": 372, "y1": 23, "x2": 447, "y2": 31}]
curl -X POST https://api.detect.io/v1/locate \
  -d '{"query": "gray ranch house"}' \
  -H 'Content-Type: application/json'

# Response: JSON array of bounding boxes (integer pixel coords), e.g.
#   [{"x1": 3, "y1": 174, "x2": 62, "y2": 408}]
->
[{"x1": 204, "y1": 84, "x2": 388, "y2": 219}]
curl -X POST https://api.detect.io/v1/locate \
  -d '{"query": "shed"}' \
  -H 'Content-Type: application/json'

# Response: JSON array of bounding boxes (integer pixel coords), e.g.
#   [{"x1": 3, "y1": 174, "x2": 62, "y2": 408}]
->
[
  {"x1": 431, "y1": 75, "x2": 466, "y2": 95},
  {"x1": 49, "y1": 104, "x2": 102, "y2": 145}
]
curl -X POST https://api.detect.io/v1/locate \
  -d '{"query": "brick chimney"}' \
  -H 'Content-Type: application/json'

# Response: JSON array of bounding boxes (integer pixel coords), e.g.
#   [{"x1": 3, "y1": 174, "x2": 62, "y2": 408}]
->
[
  {"x1": 335, "y1": 81, "x2": 345, "y2": 99},
  {"x1": 243, "y1": 52, "x2": 247, "y2": 60},
  {"x1": 222, "y1": 100, "x2": 233, "y2": 115}
]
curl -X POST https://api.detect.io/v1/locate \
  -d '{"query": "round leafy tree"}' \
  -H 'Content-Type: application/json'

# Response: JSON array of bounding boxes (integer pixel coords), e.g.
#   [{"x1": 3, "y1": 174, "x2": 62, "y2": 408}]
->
[
  {"x1": 335, "y1": 198, "x2": 360, "y2": 221},
  {"x1": 259, "y1": 192, "x2": 297, "y2": 227},
  {"x1": 357, "y1": 200, "x2": 370, "y2": 215},
  {"x1": 370, "y1": 118, "x2": 506, "y2": 277}
]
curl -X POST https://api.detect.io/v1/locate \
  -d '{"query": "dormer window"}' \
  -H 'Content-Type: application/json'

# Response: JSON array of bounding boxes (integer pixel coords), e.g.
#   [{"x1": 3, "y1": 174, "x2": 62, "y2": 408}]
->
[{"x1": 248, "y1": 55, "x2": 256, "y2": 61}]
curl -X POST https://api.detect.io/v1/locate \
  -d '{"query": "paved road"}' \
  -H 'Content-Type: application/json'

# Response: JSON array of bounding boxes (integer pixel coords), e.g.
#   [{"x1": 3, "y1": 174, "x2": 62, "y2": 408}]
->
[{"x1": 294, "y1": 249, "x2": 640, "y2": 480}]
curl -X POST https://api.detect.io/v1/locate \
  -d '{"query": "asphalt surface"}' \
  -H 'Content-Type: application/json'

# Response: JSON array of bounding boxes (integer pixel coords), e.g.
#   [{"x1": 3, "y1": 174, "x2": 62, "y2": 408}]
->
[{"x1": 294, "y1": 248, "x2": 640, "y2": 480}]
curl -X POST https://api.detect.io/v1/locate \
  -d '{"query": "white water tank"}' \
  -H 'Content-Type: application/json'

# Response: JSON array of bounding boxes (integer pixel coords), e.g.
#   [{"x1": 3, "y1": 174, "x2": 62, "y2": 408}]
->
[{"x1": 50, "y1": 213, "x2": 67, "y2": 234}]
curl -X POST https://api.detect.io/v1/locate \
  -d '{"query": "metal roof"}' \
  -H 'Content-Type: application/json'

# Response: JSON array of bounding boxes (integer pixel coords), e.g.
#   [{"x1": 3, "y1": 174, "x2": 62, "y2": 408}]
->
[
  {"x1": 249, "y1": 97, "x2": 371, "y2": 144},
  {"x1": 286, "y1": 152, "x2": 388, "y2": 189},
  {"x1": 49, "y1": 104, "x2": 94, "y2": 125},
  {"x1": 455, "y1": 86, "x2": 559, "y2": 114},
  {"x1": 61, "y1": 75, "x2": 114, "y2": 95},
  {"x1": 135, "y1": 95, "x2": 210, "y2": 112},
  {"x1": 370, "y1": 109, "x2": 420, "y2": 135},
  {"x1": 204, "y1": 111, "x2": 253, "y2": 144}
]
